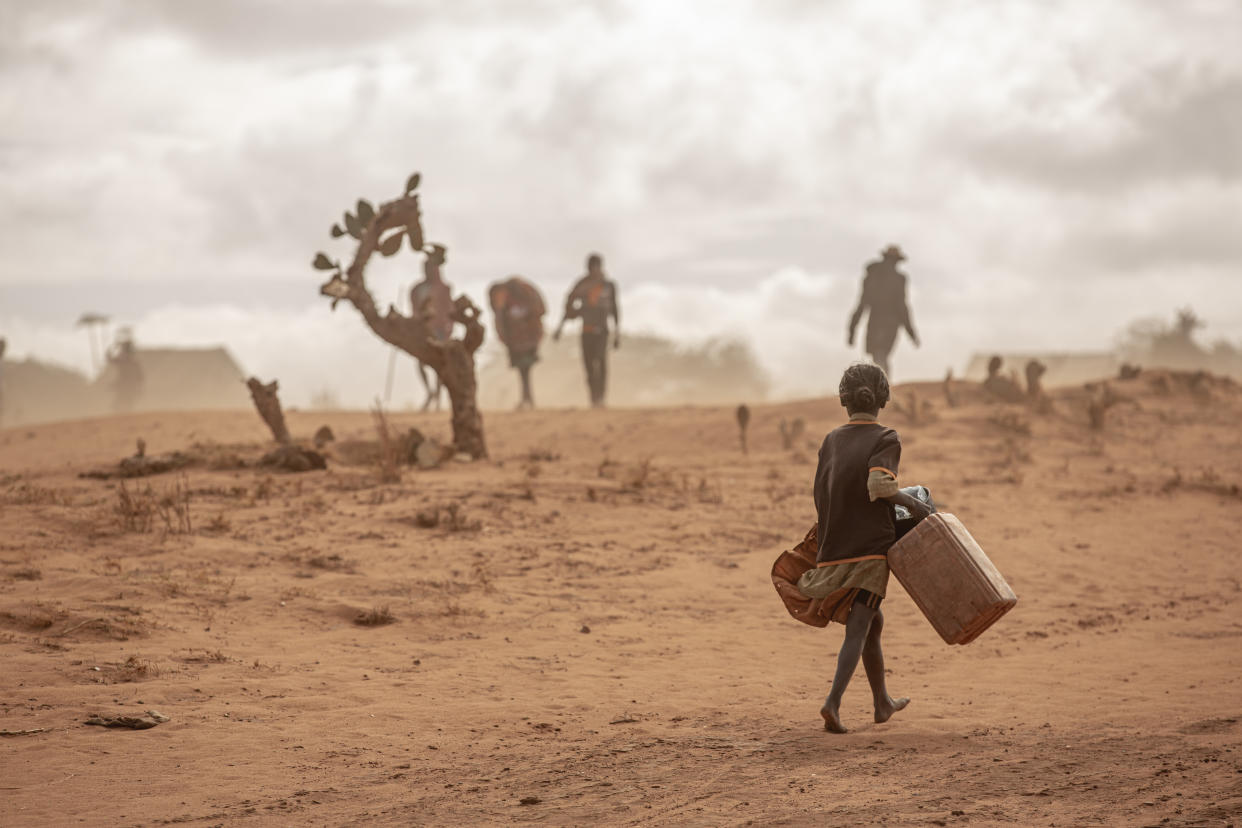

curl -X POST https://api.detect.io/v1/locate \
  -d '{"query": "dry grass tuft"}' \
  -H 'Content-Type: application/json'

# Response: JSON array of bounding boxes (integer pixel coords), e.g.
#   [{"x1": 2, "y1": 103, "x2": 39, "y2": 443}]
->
[
  {"x1": 0, "y1": 605, "x2": 65, "y2": 631},
  {"x1": 115, "y1": 476, "x2": 192, "y2": 534},
  {"x1": 987, "y1": 412, "x2": 1033, "y2": 437},
  {"x1": 622, "y1": 458, "x2": 654, "y2": 491},
  {"x1": 525, "y1": 447, "x2": 561, "y2": 463},
  {"x1": 443, "y1": 503, "x2": 481, "y2": 532},
  {"x1": 371, "y1": 402, "x2": 403, "y2": 484},
  {"x1": 203, "y1": 511, "x2": 232, "y2": 533},
  {"x1": 307, "y1": 553, "x2": 354, "y2": 572},
  {"x1": 1162, "y1": 467, "x2": 1242, "y2": 499},
  {"x1": 355, "y1": 606, "x2": 396, "y2": 626},
  {"x1": 2, "y1": 483, "x2": 73, "y2": 507},
  {"x1": 113, "y1": 655, "x2": 160, "y2": 682}
]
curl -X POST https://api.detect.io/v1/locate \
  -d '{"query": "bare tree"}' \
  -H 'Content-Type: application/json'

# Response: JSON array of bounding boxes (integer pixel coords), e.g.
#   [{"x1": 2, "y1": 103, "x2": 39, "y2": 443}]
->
[{"x1": 312, "y1": 174, "x2": 488, "y2": 459}]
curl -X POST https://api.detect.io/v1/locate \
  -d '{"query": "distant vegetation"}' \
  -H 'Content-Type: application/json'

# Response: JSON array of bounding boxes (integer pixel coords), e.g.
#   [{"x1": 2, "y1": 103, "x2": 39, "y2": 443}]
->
[{"x1": 1118, "y1": 308, "x2": 1242, "y2": 378}]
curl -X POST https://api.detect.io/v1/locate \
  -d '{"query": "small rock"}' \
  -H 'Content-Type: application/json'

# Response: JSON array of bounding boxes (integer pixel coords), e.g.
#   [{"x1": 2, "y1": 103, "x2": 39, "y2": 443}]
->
[
  {"x1": 519, "y1": 796, "x2": 541, "y2": 806},
  {"x1": 579, "y1": 625, "x2": 591, "y2": 634}
]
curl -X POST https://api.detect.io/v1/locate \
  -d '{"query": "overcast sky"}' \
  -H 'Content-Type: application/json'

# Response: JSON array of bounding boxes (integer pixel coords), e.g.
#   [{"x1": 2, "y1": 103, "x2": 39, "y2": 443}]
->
[{"x1": 2, "y1": 0, "x2": 1240, "y2": 404}]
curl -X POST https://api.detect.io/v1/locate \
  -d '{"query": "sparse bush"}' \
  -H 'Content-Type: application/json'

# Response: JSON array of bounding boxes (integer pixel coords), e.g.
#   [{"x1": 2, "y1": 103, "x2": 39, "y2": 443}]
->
[
  {"x1": 623, "y1": 458, "x2": 653, "y2": 491},
  {"x1": 525, "y1": 447, "x2": 561, "y2": 463},
  {"x1": 987, "y1": 412, "x2": 1032, "y2": 437},
  {"x1": 443, "y1": 503, "x2": 481, "y2": 532},
  {"x1": 203, "y1": 512, "x2": 231, "y2": 533},
  {"x1": 355, "y1": 606, "x2": 395, "y2": 626},
  {"x1": 371, "y1": 402, "x2": 402, "y2": 483},
  {"x1": 115, "y1": 482, "x2": 157, "y2": 533},
  {"x1": 155, "y1": 476, "x2": 192, "y2": 534}
]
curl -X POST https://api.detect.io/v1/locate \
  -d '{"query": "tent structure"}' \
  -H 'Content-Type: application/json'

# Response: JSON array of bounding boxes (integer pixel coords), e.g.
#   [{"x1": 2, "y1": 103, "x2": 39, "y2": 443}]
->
[{"x1": 92, "y1": 346, "x2": 250, "y2": 412}]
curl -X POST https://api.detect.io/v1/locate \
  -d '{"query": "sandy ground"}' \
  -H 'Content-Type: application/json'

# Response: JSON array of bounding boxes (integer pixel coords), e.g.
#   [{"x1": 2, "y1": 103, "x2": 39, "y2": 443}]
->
[{"x1": 1, "y1": 373, "x2": 1240, "y2": 827}]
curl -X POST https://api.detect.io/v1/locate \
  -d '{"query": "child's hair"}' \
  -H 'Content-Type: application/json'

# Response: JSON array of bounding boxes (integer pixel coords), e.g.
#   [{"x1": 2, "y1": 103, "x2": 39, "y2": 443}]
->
[{"x1": 839, "y1": 363, "x2": 891, "y2": 413}]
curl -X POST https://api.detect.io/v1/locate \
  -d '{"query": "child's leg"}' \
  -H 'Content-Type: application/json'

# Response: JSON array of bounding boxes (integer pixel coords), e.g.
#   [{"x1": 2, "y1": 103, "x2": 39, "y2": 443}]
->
[
  {"x1": 821, "y1": 594, "x2": 877, "y2": 733},
  {"x1": 519, "y1": 364, "x2": 534, "y2": 407},
  {"x1": 861, "y1": 608, "x2": 910, "y2": 723}
]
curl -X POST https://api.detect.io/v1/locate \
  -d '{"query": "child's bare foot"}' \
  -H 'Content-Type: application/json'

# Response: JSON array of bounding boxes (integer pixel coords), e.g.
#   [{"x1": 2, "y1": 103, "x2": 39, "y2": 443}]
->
[
  {"x1": 820, "y1": 700, "x2": 847, "y2": 734},
  {"x1": 873, "y1": 695, "x2": 909, "y2": 724}
]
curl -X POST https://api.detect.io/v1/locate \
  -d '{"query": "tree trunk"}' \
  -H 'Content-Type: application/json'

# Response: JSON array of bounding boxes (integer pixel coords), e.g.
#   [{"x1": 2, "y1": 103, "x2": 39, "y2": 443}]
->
[
  {"x1": 315, "y1": 188, "x2": 488, "y2": 459},
  {"x1": 246, "y1": 377, "x2": 292, "y2": 444},
  {"x1": 439, "y1": 340, "x2": 486, "y2": 459}
]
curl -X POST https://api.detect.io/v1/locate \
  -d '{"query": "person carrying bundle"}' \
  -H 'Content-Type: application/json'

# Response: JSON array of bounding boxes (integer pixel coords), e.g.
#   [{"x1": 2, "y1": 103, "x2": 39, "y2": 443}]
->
[
  {"x1": 776, "y1": 363, "x2": 934, "y2": 733},
  {"x1": 488, "y1": 276, "x2": 547, "y2": 410}
]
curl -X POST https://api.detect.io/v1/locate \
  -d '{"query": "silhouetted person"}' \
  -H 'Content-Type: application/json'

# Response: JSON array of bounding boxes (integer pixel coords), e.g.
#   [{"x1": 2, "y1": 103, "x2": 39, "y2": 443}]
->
[
  {"x1": 410, "y1": 244, "x2": 454, "y2": 411},
  {"x1": 488, "y1": 276, "x2": 546, "y2": 410},
  {"x1": 848, "y1": 245, "x2": 919, "y2": 378},
  {"x1": 983, "y1": 355, "x2": 1024, "y2": 402},
  {"x1": 554, "y1": 253, "x2": 620, "y2": 408},
  {"x1": 108, "y1": 331, "x2": 144, "y2": 413}
]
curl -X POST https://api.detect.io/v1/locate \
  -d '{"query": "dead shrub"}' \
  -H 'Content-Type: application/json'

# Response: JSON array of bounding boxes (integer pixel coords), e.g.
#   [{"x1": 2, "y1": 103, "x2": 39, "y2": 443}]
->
[
  {"x1": 113, "y1": 655, "x2": 159, "y2": 682},
  {"x1": 987, "y1": 411, "x2": 1032, "y2": 436},
  {"x1": 0, "y1": 605, "x2": 65, "y2": 631},
  {"x1": 307, "y1": 553, "x2": 353, "y2": 572},
  {"x1": 696, "y1": 477, "x2": 724, "y2": 504},
  {"x1": 355, "y1": 606, "x2": 395, "y2": 626},
  {"x1": 525, "y1": 447, "x2": 561, "y2": 463},
  {"x1": 254, "y1": 476, "x2": 275, "y2": 503},
  {"x1": 3, "y1": 483, "x2": 72, "y2": 507},
  {"x1": 623, "y1": 458, "x2": 653, "y2": 491},
  {"x1": 115, "y1": 482, "x2": 157, "y2": 532},
  {"x1": 155, "y1": 476, "x2": 192, "y2": 534},
  {"x1": 203, "y1": 511, "x2": 232, "y2": 534},
  {"x1": 371, "y1": 402, "x2": 402, "y2": 484},
  {"x1": 443, "y1": 503, "x2": 480, "y2": 532}
]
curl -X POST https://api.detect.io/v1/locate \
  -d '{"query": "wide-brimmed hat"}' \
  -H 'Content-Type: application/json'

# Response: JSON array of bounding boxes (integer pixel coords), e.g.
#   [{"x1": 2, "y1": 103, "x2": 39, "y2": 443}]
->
[{"x1": 881, "y1": 244, "x2": 906, "y2": 261}]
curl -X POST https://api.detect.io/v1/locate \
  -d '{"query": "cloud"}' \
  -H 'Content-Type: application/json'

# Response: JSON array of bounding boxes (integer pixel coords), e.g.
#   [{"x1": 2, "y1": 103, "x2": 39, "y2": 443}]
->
[
  {"x1": 2, "y1": 0, "x2": 1241, "y2": 389},
  {"x1": 968, "y1": 70, "x2": 1242, "y2": 192}
]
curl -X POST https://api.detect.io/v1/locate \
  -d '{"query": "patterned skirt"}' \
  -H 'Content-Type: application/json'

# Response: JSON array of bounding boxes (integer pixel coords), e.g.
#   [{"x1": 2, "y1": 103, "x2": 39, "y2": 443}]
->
[{"x1": 771, "y1": 524, "x2": 890, "y2": 627}]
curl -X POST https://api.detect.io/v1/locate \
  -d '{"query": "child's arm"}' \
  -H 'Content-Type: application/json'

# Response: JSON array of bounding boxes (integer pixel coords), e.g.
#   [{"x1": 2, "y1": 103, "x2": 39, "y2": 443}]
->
[
  {"x1": 882, "y1": 489, "x2": 933, "y2": 521},
  {"x1": 868, "y1": 464, "x2": 933, "y2": 523}
]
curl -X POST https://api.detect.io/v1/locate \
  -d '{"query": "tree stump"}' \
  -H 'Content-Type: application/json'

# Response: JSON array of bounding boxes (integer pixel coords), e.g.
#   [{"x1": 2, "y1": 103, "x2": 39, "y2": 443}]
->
[{"x1": 247, "y1": 377, "x2": 292, "y2": 444}]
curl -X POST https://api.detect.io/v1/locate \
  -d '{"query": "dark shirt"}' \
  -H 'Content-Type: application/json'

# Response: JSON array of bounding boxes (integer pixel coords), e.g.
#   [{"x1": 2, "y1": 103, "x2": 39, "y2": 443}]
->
[
  {"x1": 858, "y1": 260, "x2": 911, "y2": 325},
  {"x1": 814, "y1": 421, "x2": 902, "y2": 563},
  {"x1": 565, "y1": 275, "x2": 618, "y2": 334}
]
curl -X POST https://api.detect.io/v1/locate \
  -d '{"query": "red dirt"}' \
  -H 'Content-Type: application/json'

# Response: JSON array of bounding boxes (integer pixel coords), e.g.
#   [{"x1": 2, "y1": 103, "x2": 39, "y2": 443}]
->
[{"x1": 1, "y1": 372, "x2": 1240, "y2": 826}]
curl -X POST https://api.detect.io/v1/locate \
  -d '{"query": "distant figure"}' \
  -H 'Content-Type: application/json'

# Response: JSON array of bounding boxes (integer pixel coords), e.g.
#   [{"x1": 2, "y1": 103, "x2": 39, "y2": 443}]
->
[
  {"x1": 848, "y1": 245, "x2": 920, "y2": 378},
  {"x1": 982, "y1": 355, "x2": 1024, "y2": 403},
  {"x1": 488, "y1": 276, "x2": 547, "y2": 410},
  {"x1": 554, "y1": 253, "x2": 620, "y2": 408},
  {"x1": 410, "y1": 244, "x2": 454, "y2": 411},
  {"x1": 107, "y1": 330, "x2": 144, "y2": 413}
]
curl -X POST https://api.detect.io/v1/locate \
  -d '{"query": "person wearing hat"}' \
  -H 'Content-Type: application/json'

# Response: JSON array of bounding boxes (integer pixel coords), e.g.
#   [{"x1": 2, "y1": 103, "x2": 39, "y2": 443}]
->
[
  {"x1": 847, "y1": 245, "x2": 920, "y2": 377},
  {"x1": 554, "y1": 252, "x2": 620, "y2": 408}
]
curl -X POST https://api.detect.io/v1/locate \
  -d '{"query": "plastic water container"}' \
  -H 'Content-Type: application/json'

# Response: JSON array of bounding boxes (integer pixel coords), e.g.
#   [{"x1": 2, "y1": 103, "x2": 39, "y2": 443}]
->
[{"x1": 888, "y1": 513, "x2": 1017, "y2": 645}]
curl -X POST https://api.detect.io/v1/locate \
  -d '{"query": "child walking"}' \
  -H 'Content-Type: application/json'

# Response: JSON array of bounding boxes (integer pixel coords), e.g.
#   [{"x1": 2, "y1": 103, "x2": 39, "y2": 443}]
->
[{"x1": 796, "y1": 363, "x2": 932, "y2": 733}]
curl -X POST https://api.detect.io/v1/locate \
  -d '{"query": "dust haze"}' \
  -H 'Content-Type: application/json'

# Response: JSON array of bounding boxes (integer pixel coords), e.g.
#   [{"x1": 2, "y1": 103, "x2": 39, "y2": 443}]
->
[{"x1": 3, "y1": 3, "x2": 1242, "y2": 827}]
